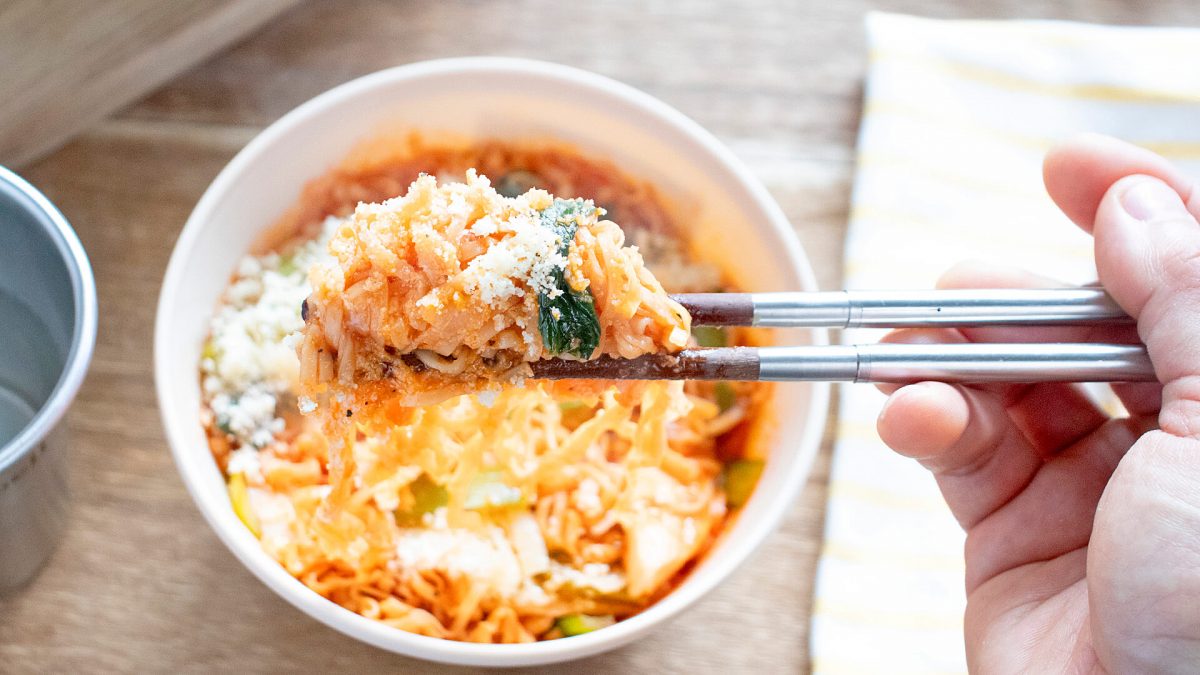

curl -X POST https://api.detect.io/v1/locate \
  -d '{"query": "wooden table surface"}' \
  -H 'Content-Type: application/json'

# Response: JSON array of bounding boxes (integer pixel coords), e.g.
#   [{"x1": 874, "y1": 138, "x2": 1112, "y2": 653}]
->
[{"x1": 4, "y1": 1, "x2": 1199, "y2": 672}]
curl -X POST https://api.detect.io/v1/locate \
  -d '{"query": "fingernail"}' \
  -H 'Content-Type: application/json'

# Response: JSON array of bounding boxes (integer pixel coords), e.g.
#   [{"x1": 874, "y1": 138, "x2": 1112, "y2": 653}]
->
[{"x1": 1120, "y1": 177, "x2": 1189, "y2": 221}]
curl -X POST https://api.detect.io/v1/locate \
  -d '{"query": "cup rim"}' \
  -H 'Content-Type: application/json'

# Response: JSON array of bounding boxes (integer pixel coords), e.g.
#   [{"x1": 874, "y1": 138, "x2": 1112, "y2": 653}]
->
[
  {"x1": 155, "y1": 57, "x2": 830, "y2": 666},
  {"x1": 0, "y1": 167, "x2": 97, "y2": 475}
]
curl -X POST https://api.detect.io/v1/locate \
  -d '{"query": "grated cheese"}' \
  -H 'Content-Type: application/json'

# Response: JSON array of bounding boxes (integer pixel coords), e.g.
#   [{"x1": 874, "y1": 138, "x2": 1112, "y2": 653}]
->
[
  {"x1": 202, "y1": 216, "x2": 340, "y2": 448},
  {"x1": 459, "y1": 204, "x2": 565, "y2": 307}
]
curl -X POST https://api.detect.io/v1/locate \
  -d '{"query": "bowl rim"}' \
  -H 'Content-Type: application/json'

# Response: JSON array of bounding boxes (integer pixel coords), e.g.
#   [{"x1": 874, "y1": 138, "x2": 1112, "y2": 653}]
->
[
  {"x1": 0, "y1": 166, "x2": 98, "y2": 475},
  {"x1": 155, "y1": 56, "x2": 830, "y2": 666}
]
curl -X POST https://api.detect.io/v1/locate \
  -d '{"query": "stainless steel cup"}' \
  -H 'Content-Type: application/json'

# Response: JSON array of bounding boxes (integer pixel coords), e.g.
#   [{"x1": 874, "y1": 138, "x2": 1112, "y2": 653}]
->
[{"x1": 0, "y1": 166, "x2": 96, "y2": 594}]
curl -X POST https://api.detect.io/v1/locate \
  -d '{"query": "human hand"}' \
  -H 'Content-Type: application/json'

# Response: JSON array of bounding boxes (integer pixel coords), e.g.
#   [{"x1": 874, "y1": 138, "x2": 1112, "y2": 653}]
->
[{"x1": 875, "y1": 134, "x2": 1200, "y2": 673}]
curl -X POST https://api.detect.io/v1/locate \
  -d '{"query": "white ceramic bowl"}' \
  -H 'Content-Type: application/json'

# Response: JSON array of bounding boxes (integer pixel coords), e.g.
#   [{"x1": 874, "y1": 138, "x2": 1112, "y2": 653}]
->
[{"x1": 155, "y1": 57, "x2": 829, "y2": 667}]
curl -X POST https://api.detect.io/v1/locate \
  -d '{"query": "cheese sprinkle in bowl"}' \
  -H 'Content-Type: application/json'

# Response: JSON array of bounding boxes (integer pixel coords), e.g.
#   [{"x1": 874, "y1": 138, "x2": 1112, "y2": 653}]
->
[{"x1": 155, "y1": 58, "x2": 829, "y2": 666}]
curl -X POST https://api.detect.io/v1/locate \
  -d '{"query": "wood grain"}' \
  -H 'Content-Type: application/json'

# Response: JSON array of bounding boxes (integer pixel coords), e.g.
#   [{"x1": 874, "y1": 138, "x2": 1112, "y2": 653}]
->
[
  {"x1": 2, "y1": 0, "x2": 1199, "y2": 672},
  {"x1": 0, "y1": 0, "x2": 301, "y2": 166}
]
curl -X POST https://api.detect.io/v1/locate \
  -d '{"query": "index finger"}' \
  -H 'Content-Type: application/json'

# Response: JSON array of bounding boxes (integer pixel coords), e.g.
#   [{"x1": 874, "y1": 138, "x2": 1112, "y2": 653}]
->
[{"x1": 1043, "y1": 133, "x2": 1200, "y2": 232}]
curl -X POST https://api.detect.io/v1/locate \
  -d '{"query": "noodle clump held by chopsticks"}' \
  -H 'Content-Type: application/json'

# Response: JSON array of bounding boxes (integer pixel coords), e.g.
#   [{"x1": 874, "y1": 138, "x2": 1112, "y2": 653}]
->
[{"x1": 297, "y1": 170, "x2": 691, "y2": 412}]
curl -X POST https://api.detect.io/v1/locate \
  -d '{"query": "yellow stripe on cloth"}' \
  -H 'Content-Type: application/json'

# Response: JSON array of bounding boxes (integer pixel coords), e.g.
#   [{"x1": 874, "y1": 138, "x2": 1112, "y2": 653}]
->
[
  {"x1": 827, "y1": 480, "x2": 948, "y2": 513},
  {"x1": 820, "y1": 540, "x2": 964, "y2": 572},
  {"x1": 812, "y1": 658, "x2": 966, "y2": 675},
  {"x1": 872, "y1": 12, "x2": 1200, "y2": 59},
  {"x1": 812, "y1": 599, "x2": 963, "y2": 631},
  {"x1": 869, "y1": 48, "x2": 1200, "y2": 105}
]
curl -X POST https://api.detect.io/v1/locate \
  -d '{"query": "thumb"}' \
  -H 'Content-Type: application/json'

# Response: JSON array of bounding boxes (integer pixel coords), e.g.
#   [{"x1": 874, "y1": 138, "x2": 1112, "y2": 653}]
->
[{"x1": 1094, "y1": 175, "x2": 1200, "y2": 438}]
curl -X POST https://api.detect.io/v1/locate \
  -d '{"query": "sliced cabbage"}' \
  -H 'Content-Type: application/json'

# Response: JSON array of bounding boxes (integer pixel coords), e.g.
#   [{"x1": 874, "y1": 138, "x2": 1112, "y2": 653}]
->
[
  {"x1": 506, "y1": 512, "x2": 550, "y2": 579},
  {"x1": 615, "y1": 467, "x2": 722, "y2": 598}
]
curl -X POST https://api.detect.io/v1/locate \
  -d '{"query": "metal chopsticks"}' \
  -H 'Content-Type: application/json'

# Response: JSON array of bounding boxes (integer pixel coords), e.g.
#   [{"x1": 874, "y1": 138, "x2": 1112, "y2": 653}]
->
[
  {"x1": 672, "y1": 288, "x2": 1130, "y2": 328},
  {"x1": 528, "y1": 289, "x2": 1156, "y2": 384},
  {"x1": 529, "y1": 344, "x2": 1154, "y2": 383}
]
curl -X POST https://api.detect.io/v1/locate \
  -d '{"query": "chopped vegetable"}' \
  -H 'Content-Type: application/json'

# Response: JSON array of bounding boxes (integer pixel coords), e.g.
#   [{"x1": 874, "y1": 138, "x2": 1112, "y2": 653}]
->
[
  {"x1": 714, "y1": 381, "x2": 736, "y2": 412},
  {"x1": 723, "y1": 459, "x2": 764, "y2": 508},
  {"x1": 557, "y1": 399, "x2": 594, "y2": 429},
  {"x1": 692, "y1": 326, "x2": 727, "y2": 348},
  {"x1": 556, "y1": 613, "x2": 615, "y2": 636},
  {"x1": 465, "y1": 469, "x2": 524, "y2": 510},
  {"x1": 396, "y1": 473, "x2": 449, "y2": 526},
  {"x1": 276, "y1": 252, "x2": 299, "y2": 276},
  {"x1": 200, "y1": 338, "x2": 219, "y2": 363},
  {"x1": 495, "y1": 169, "x2": 543, "y2": 198},
  {"x1": 227, "y1": 472, "x2": 261, "y2": 538},
  {"x1": 536, "y1": 199, "x2": 602, "y2": 358}
]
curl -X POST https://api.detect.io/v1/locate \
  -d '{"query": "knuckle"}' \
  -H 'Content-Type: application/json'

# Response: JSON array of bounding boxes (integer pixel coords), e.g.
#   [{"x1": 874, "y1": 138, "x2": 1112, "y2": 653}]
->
[{"x1": 1159, "y1": 376, "x2": 1200, "y2": 438}]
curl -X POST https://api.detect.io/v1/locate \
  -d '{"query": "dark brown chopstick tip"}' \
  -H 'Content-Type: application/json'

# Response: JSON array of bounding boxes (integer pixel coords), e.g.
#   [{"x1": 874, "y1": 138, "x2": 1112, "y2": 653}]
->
[
  {"x1": 671, "y1": 293, "x2": 754, "y2": 327},
  {"x1": 529, "y1": 348, "x2": 761, "y2": 381}
]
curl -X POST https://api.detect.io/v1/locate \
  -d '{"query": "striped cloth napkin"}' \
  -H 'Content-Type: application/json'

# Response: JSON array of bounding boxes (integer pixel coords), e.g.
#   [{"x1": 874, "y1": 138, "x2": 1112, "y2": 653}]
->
[{"x1": 811, "y1": 12, "x2": 1200, "y2": 674}]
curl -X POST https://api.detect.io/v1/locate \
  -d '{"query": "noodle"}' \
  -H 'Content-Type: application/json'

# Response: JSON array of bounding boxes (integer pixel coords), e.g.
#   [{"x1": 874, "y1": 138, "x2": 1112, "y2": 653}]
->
[{"x1": 199, "y1": 137, "x2": 770, "y2": 643}]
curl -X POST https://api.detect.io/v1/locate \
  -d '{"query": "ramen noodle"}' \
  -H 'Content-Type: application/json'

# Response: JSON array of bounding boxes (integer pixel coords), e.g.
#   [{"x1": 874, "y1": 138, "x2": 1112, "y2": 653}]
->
[
  {"x1": 200, "y1": 136, "x2": 770, "y2": 643},
  {"x1": 297, "y1": 172, "x2": 690, "y2": 410}
]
